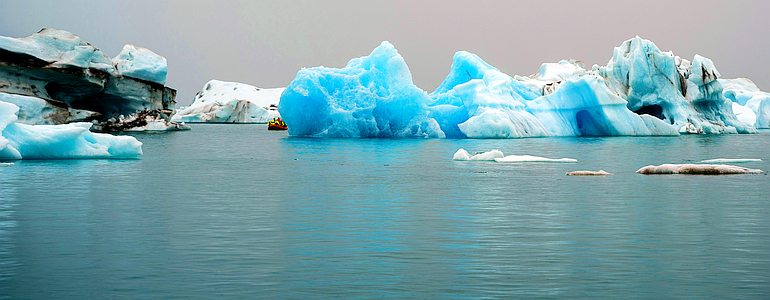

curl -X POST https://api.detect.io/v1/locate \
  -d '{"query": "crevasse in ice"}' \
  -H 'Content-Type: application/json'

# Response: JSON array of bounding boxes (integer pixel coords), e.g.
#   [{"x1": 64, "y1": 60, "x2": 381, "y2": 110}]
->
[
  {"x1": 0, "y1": 101, "x2": 142, "y2": 160},
  {"x1": 279, "y1": 37, "x2": 767, "y2": 138}
]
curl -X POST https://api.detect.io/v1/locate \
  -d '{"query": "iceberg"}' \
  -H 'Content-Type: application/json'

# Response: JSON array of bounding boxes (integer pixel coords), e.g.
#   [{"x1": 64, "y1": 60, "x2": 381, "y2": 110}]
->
[
  {"x1": 1, "y1": 101, "x2": 142, "y2": 160},
  {"x1": 172, "y1": 80, "x2": 283, "y2": 123},
  {"x1": 0, "y1": 29, "x2": 183, "y2": 131},
  {"x1": 278, "y1": 41, "x2": 443, "y2": 138},
  {"x1": 280, "y1": 37, "x2": 767, "y2": 139},
  {"x1": 636, "y1": 164, "x2": 764, "y2": 175}
]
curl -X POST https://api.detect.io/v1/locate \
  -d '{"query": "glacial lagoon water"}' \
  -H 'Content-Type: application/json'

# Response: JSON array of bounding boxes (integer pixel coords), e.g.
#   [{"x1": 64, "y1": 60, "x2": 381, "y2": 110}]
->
[{"x1": 1, "y1": 124, "x2": 769, "y2": 299}]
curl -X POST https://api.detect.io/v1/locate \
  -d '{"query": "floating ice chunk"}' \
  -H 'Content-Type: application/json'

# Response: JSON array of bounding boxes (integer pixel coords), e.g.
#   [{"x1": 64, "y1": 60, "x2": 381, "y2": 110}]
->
[
  {"x1": 636, "y1": 164, "x2": 764, "y2": 175},
  {"x1": 1, "y1": 101, "x2": 142, "y2": 160},
  {"x1": 495, "y1": 155, "x2": 577, "y2": 163},
  {"x1": 172, "y1": 80, "x2": 283, "y2": 123},
  {"x1": 452, "y1": 149, "x2": 504, "y2": 161},
  {"x1": 0, "y1": 162, "x2": 13, "y2": 166},
  {"x1": 453, "y1": 149, "x2": 471, "y2": 160},
  {"x1": 278, "y1": 41, "x2": 443, "y2": 138},
  {"x1": 566, "y1": 170, "x2": 613, "y2": 176},
  {"x1": 700, "y1": 158, "x2": 762, "y2": 163},
  {"x1": 112, "y1": 44, "x2": 168, "y2": 85}
]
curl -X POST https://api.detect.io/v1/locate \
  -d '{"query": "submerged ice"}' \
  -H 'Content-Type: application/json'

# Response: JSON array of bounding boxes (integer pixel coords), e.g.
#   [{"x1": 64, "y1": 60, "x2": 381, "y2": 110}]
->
[{"x1": 279, "y1": 37, "x2": 769, "y2": 138}]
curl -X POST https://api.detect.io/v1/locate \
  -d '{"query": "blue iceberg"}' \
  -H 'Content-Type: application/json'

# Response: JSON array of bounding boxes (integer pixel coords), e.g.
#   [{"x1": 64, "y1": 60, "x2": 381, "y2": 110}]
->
[
  {"x1": 1, "y1": 101, "x2": 142, "y2": 160},
  {"x1": 279, "y1": 37, "x2": 765, "y2": 139},
  {"x1": 278, "y1": 42, "x2": 443, "y2": 138}
]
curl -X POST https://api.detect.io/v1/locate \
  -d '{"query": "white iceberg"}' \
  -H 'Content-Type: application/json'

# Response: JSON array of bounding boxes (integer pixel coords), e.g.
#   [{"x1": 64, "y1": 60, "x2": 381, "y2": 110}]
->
[
  {"x1": 636, "y1": 164, "x2": 764, "y2": 175},
  {"x1": 171, "y1": 80, "x2": 283, "y2": 123},
  {"x1": 1, "y1": 101, "x2": 142, "y2": 160}
]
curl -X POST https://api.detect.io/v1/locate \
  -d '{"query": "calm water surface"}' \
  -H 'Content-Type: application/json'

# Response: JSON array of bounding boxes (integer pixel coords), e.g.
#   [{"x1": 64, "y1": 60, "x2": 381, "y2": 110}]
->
[{"x1": 1, "y1": 124, "x2": 769, "y2": 299}]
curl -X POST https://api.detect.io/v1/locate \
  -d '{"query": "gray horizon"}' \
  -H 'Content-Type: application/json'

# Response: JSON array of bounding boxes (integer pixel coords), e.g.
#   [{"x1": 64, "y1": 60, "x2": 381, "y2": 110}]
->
[{"x1": 2, "y1": 0, "x2": 768, "y2": 106}]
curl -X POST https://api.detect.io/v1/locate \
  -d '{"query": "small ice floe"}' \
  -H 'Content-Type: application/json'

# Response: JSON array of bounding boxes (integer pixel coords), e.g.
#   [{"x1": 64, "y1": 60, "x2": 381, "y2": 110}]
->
[
  {"x1": 636, "y1": 164, "x2": 764, "y2": 175},
  {"x1": 453, "y1": 149, "x2": 504, "y2": 161},
  {"x1": 1, "y1": 162, "x2": 14, "y2": 167},
  {"x1": 566, "y1": 170, "x2": 613, "y2": 176},
  {"x1": 700, "y1": 158, "x2": 762, "y2": 164},
  {"x1": 454, "y1": 149, "x2": 576, "y2": 163},
  {"x1": 495, "y1": 155, "x2": 577, "y2": 163}
]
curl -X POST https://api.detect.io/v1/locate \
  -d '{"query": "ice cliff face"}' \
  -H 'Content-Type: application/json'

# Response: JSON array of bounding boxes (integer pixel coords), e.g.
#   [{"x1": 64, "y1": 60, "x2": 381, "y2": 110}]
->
[
  {"x1": 279, "y1": 37, "x2": 767, "y2": 138},
  {"x1": 0, "y1": 29, "x2": 186, "y2": 131},
  {"x1": 171, "y1": 80, "x2": 283, "y2": 123}
]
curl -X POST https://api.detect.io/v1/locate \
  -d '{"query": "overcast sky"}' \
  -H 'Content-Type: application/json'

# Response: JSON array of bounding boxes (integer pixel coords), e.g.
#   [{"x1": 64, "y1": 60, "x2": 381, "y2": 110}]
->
[{"x1": 1, "y1": 0, "x2": 769, "y2": 106}]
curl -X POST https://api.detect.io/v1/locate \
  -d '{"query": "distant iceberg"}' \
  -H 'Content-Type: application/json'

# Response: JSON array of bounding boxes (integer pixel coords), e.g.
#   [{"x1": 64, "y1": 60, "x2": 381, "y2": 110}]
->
[
  {"x1": 1, "y1": 101, "x2": 142, "y2": 160},
  {"x1": 172, "y1": 80, "x2": 283, "y2": 123},
  {"x1": 279, "y1": 37, "x2": 768, "y2": 138}
]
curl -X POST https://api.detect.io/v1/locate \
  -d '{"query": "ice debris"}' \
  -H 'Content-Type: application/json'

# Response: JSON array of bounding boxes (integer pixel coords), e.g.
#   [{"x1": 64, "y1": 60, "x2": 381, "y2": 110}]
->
[
  {"x1": 280, "y1": 37, "x2": 769, "y2": 138},
  {"x1": 636, "y1": 164, "x2": 764, "y2": 175},
  {"x1": 566, "y1": 170, "x2": 613, "y2": 176},
  {"x1": 1, "y1": 101, "x2": 142, "y2": 159},
  {"x1": 172, "y1": 80, "x2": 283, "y2": 123}
]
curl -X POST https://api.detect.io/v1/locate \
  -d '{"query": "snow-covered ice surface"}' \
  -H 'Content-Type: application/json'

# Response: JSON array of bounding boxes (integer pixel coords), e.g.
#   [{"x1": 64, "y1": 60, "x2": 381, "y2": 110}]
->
[
  {"x1": 636, "y1": 164, "x2": 764, "y2": 175},
  {"x1": 172, "y1": 80, "x2": 283, "y2": 123},
  {"x1": 700, "y1": 158, "x2": 762, "y2": 163},
  {"x1": 566, "y1": 170, "x2": 613, "y2": 176},
  {"x1": 280, "y1": 37, "x2": 769, "y2": 138},
  {"x1": 1, "y1": 101, "x2": 142, "y2": 160}
]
